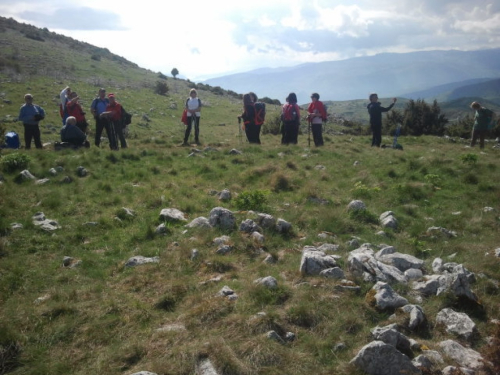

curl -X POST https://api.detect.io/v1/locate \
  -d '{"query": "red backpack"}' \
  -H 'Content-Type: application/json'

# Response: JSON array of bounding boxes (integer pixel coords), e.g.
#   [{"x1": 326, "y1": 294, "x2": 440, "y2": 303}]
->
[
  {"x1": 282, "y1": 103, "x2": 298, "y2": 122},
  {"x1": 254, "y1": 102, "x2": 266, "y2": 125}
]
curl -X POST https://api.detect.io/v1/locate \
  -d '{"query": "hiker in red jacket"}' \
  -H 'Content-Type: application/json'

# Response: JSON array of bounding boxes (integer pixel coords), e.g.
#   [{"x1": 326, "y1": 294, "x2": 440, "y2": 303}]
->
[
  {"x1": 307, "y1": 93, "x2": 327, "y2": 146},
  {"x1": 100, "y1": 93, "x2": 126, "y2": 150},
  {"x1": 66, "y1": 91, "x2": 88, "y2": 134}
]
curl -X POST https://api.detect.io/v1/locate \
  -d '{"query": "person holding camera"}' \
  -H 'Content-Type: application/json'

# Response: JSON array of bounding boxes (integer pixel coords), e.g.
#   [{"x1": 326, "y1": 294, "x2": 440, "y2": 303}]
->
[{"x1": 18, "y1": 93, "x2": 45, "y2": 149}]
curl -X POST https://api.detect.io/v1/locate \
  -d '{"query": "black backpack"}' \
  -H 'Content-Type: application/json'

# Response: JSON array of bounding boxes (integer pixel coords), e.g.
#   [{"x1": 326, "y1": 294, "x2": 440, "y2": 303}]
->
[{"x1": 121, "y1": 106, "x2": 132, "y2": 126}]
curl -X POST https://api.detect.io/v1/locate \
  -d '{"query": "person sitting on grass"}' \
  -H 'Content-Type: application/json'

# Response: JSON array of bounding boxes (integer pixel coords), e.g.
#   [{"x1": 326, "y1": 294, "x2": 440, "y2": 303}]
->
[{"x1": 60, "y1": 116, "x2": 89, "y2": 148}]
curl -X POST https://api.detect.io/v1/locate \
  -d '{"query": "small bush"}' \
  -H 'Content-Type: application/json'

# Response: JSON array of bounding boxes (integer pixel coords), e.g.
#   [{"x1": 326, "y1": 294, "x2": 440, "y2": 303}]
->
[
  {"x1": 234, "y1": 190, "x2": 269, "y2": 211},
  {"x1": 461, "y1": 153, "x2": 478, "y2": 165},
  {"x1": 348, "y1": 209, "x2": 378, "y2": 224},
  {"x1": 463, "y1": 173, "x2": 479, "y2": 185},
  {"x1": 0, "y1": 153, "x2": 30, "y2": 173},
  {"x1": 154, "y1": 81, "x2": 169, "y2": 95}
]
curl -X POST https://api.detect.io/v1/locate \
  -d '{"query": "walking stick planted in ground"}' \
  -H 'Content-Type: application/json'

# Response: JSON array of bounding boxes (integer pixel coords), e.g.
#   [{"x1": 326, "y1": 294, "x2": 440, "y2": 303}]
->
[
  {"x1": 238, "y1": 116, "x2": 242, "y2": 144},
  {"x1": 308, "y1": 118, "x2": 311, "y2": 147}
]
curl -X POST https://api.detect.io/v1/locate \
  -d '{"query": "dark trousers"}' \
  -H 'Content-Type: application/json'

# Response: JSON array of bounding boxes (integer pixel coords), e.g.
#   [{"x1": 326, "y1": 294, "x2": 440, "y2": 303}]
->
[
  {"x1": 471, "y1": 129, "x2": 487, "y2": 149},
  {"x1": 114, "y1": 121, "x2": 127, "y2": 149},
  {"x1": 184, "y1": 116, "x2": 200, "y2": 143},
  {"x1": 311, "y1": 123, "x2": 324, "y2": 146},
  {"x1": 371, "y1": 123, "x2": 382, "y2": 147},
  {"x1": 283, "y1": 121, "x2": 299, "y2": 145},
  {"x1": 94, "y1": 117, "x2": 110, "y2": 147},
  {"x1": 245, "y1": 122, "x2": 261, "y2": 144},
  {"x1": 76, "y1": 121, "x2": 88, "y2": 134},
  {"x1": 23, "y1": 124, "x2": 42, "y2": 149}
]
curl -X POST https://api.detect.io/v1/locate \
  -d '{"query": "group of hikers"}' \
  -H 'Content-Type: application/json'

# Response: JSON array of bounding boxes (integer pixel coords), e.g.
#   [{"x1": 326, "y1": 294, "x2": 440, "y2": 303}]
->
[
  {"x1": 17, "y1": 86, "x2": 129, "y2": 150},
  {"x1": 16, "y1": 86, "x2": 496, "y2": 150}
]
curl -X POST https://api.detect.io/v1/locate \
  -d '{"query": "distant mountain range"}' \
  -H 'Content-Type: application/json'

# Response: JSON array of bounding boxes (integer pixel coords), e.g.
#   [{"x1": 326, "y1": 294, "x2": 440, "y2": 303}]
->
[{"x1": 203, "y1": 49, "x2": 500, "y2": 102}]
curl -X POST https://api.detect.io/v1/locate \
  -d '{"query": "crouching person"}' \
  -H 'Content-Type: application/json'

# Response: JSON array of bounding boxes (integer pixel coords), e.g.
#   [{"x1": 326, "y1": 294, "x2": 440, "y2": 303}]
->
[{"x1": 59, "y1": 116, "x2": 90, "y2": 149}]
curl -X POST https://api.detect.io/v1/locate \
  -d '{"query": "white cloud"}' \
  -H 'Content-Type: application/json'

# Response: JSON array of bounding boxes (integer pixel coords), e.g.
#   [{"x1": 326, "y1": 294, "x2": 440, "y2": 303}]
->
[{"x1": 1, "y1": 0, "x2": 500, "y2": 80}]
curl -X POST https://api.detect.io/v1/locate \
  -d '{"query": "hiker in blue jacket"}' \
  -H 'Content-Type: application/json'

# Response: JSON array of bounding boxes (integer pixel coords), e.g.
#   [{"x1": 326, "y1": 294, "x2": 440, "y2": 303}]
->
[
  {"x1": 90, "y1": 88, "x2": 110, "y2": 147},
  {"x1": 367, "y1": 93, "x2": 397, "y2": 147},
  {"x1": 18, "y1": 93, "x2": 45, "y2": 149}
]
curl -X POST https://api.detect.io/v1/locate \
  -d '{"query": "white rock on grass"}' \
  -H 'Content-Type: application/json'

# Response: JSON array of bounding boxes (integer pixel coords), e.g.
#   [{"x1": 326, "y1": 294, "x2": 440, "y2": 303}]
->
[
  {"x1": 300, "y1": 249, "x2": 337, "y2": 275},
  {"x1": 319, "y1": 267, "x2": 345, "y2": 279},
  {"x1": 196, "y1": 358, "x2": 221, "y2": 375},
  {"x1": 368, "y1": 282, "x2": 409, "y2": 311},
  {"x1": 347, "y1": 200, "x2": 366, "y2": 211},
  {"x1": 254, "y1": 276, "x2": 278, "y2": 289},
  {"x1": 209, "y1": 207, "x2": 236, "y2": 230},
  {"x1": 125, "y1": 256, "x2": 159, "y2": 267},
  {"x1": 380, "y1": 211, "x2": 398, "y2": 229},
  {"x1": 159, "y1": 208, "x2": 187, "y2": 222},
  {"x1": 436, "y1": 308, "x2": 477, "y2": 341},
  {"x1": 398, "y1": 304, "x2": 427, "y2": 331},
  {"x1": 185, "y1": 217, "x2": 212, "y2": 228},
  {"x1": 438, "y1": 340, "x2": 484, "y2": 370}
]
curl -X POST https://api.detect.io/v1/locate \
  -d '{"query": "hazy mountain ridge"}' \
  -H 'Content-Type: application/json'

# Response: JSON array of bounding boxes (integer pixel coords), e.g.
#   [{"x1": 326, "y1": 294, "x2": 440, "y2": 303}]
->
[{"x1": 204, "y1": 49, "x2": 500, "y2": 102}]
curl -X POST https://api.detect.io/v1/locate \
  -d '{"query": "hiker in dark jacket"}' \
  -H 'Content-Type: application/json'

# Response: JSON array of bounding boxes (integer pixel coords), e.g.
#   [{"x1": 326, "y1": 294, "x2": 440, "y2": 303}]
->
[
  {"x1": 60, "y1": 116, "x2": 88, "y2": 147},
  {"x1": 100, "y1": 93, "x2": 126, "y2": 150},
  {"x1": 470, "y1": 101, "x2": 494, "y2": 149},
  {"x1": 90, "y1": 88, "x2": 110, "y2": 147},
  {"x1": 281, "y1": 92, "x2": 300, "y2": 145},
  {"x1": 367, "y1": 93, "x2": 397, "y2": 147},
  {"x1": 240, "y1": 93, "x2": 260, "y2": 144},
  {"x1": 18, "y1": 93, "x2": 45, "y2": 149}
]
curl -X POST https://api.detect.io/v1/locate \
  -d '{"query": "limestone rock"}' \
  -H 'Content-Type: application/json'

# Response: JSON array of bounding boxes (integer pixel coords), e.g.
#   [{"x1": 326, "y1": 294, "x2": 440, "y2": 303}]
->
[
  {"x1": 209, "y1": 207, "x2": 236, "y2": 230},
  {"x1": 160, "y1": 208, "x2": 187, "y2": 222},
  {"x1": 436, "y1": 308, "x2": 477, "y2": 341}
]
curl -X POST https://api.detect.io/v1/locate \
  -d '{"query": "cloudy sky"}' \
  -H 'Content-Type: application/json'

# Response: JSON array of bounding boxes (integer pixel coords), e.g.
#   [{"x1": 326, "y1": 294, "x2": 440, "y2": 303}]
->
[{"x1": 1, "y1": 0, "x2": 500, "y2": 81}]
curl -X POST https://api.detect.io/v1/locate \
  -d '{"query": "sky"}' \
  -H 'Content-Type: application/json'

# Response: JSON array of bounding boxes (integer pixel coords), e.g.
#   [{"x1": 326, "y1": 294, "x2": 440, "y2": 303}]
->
[{"x1": 1, "y1": 0, "x2": 500, "y2": 81}]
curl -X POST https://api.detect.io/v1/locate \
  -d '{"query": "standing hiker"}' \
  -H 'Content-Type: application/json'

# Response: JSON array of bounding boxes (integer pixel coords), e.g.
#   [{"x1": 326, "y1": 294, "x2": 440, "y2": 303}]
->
[
  {"x1": 240, "y1": 93, "x2": 260, "y2": 144},
  {"x1": 90, "y1": 88, "x2": 110, "y2": 147},
  {"x1": 100, "y1": 93, "x2": 126, "y2": 150},
  {"x1": 470, "y1": 101, "x2": 494, "y2": 149},
  {"x1": 307, "y1": 93, "x2": 327, "y2": 147},
  {"x1": 66, "y1": 91, "x2": 88, "y2": 134},
  {"x1": 59, "y1": 86, "x2": 71, "y2": 125},
  {"x1": 367, "y1": 93, "x2": 397, "y2": 147},
  {"x1": 18, "y1": 93, "x2": 45, "y2": 149},
  {"x1": 281, "y1": 93, "x2": 300, "y2": 145},
  {"x1": 183, "y1": 88, "x2": 202, "y2": 145}
]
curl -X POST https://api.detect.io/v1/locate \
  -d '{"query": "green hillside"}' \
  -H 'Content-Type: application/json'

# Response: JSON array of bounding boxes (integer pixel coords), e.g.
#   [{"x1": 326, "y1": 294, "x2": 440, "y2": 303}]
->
[{"x1": 1, "y1": 16, "x2": 500, "y2": 375}]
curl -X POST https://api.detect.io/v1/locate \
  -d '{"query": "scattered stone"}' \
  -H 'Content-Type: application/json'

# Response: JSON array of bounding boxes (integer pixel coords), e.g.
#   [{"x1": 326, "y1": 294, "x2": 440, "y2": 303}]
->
[
  {"x1": 398, "y1": 304, "x2": 427, "y2": 330},
  {"x1": 377, "y1": 252, "x2": 425, "y2": 272},
  {"x1": 317, "y1": 243, "x2": 340, "y2": 253},
  {"x1": 350, "y1": 341, "x2": 421, "y2": 375},
  {"x1": 209, "y1": 207, "x2": 236, "y2": 230},
  {"x1": 239, "y1": 219, "x2": 262, "y2": 233},
  {"x1": 217, "y1": 285, "x2": 237, "y2": 300},
  {"x1": 254, "y1": 276, "x2": 278, "y2": 289},
  {"x1": 61, "y1": 176, "x2": 72, "y2": 184},
  {"x1": 436, "y1": 308, "x2": 477, "y2": 341},
  {"x1": 334, "y1": 342, "x2": 347, "y2": 352},
  {"x1": 76, "y1": 166, "x2": 87, "y2": 177},
  {"x1": 438, "y1": 340, "x2": 483, "y2": 370},
  {"x1": 191, "y1": 249, "x2": 199, "y2": 260},
  {"x1": 300, "y1": 249, "x2": 337, "y2": 275},
  {"x1": 156, "y1": 323, "x2": 186, "y2": 333},
  {"x1": 314, "y1": 165, "x2": 326, "y2": 170},
  {"x1": 251, "y1": 231, "x2": 265, "y2": 243},
  {"x1": 213, "y1": 235, "x2": 231, "y2": 246},
  {"x1": 483, "y1": 207, "x2": 494, "y2": 213},
  {"x1": 62, "y1": 256, "x2": 81, "y2": 268},
  {"x1": 155, "y1": 223, "x2": 168, "y2": 235},
  {"x1": 380, "y1": 211, "x2": 398, "y2": 229},
  {"x1": 20, "y1": 169, "x2": 36, "y2": 180},
  {"x1": 441, "y1": 366, "x2": 475, "y2": 375},
  {"x1": 495, "y1": 248, "x2": 500, "y2": 257},
  {"x1": 427, "y1": 226, "x2": 457, "y2": 238},
  {"x1": 367, "y1": 282, "x2": 409, "y2": 311},
  {"x1": 218, "y1": 189, "x2": 231, "y2": 201},
  {"x1": 216, "y1": 245, "x2": 233, "y2": 255},
  {"x1": 120, "y1": 207, "x2": 136, "y2": 218},
  {"x1": 320, "y1": 267, "x2": 345, "y2": 279},
  {"x1": 10, "y1": 223, "x2": 23, "y2": 229},
  {"x1": 229, "y1": 149, "x2": 242, "y2": 155},
  {"x1": 185, "y1": 217, "x2": 212, "y2": 229},
  {"x1": 34, "y1": 294, "x2": 50, "y2": 304},
  {"x1": 130, "y1": 372, "x2": 158, "y2": 375},
  {"x1": 404, "y1": 268, "x2": 423, "y2": 281},
  {"x1": 257, "y1": 213, "x2": 276, "y2": 229},
  {"x1": 159, "y1": 208, "x2": 187, "y2": 222},
  {"x1": 285, "y1": 332, "x2": 296, "y2": 342},
  {"x1": 276, "y1": 218, "x2": 292, "y2": 233},
  {"x1": 35, "y1": 178, "x2": 50, "y2": 185},
  {"x1": 370, "y1": 324, "x2": 412, "y2": 355},
  {"x1": 32, "y1": 212, "x2": 61, "y2": 231},
  {"x1": 263, "y1": 254, "x2": 276, "y2": 264},
  {"x1": 196, "y1": 358, "x2": 220, "y2": 375},
  {"x1": 125, "y1": 256, "x2": 160, "y2": 267},
  {"x1": 347, "y1": 200, "x2": 366, "y2": 211}
]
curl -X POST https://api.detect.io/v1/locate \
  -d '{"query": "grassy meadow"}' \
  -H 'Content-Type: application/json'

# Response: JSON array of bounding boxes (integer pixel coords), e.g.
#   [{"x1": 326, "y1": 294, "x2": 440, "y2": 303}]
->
[{"x1": 1, "y1": 16, "x2": 500, "y2": 375}]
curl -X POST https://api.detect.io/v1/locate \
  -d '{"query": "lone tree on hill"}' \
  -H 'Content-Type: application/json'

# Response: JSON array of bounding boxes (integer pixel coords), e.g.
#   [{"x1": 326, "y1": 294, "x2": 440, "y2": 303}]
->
[{"x1": 171, "y1": 68, "x2": 179, "y2": 79}]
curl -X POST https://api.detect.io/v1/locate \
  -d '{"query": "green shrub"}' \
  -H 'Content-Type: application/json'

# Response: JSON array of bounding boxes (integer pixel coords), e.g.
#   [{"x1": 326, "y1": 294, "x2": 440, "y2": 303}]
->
[
  {"x1": 0, "y1": 153, "x2": 30, "y2": 173},
  {"x1": 234, "y1": 190, "x2": 269, "y2": 211},
  {"x1": 461, "y1": 153, "x2": 478, "y2": 165}
]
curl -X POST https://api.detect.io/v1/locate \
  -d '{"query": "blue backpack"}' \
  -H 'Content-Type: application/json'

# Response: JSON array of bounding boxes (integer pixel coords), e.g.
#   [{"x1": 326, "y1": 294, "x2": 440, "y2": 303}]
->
[{"x1": 5, "y1": 132, "x2": 20, "y2": 149}]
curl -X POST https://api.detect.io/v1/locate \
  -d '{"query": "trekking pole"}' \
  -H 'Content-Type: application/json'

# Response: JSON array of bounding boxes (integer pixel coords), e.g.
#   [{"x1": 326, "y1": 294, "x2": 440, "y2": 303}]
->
[
  {"x1": 238, "y1": 116, "x2": 242, "y2": 144},
  {"x1": 393, "y1": 123, "x2": 401, "y2": 148},
  {"x1": 308, "y1": 117, "x2": 311, "y2": 147}
]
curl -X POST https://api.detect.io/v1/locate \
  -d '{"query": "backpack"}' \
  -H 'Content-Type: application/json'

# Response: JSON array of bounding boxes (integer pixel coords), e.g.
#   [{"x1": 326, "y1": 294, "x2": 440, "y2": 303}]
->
[
  {"x1": 254, "y1": 102, "x2": 266, "y2": 125},
  {"x1": 121, "y1": 106, "x2": 132, "y2": 126},
  {"x1": 5, "y1": 131, "x2": 20, "y2": 149},
  {"x1": 282, "y1": 103, "x2": 298, "y2": 122}
]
